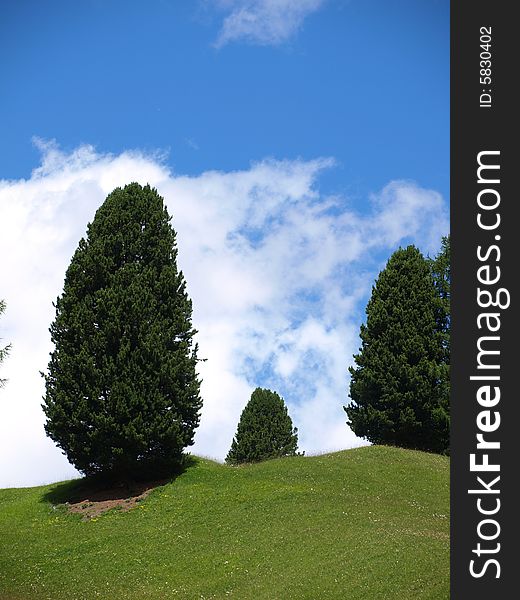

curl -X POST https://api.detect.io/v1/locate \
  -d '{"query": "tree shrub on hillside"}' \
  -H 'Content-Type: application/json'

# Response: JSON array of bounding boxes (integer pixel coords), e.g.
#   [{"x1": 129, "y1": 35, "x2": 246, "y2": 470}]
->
[
  {"x1": 226, "y1": 388, "x2": 299, "y2": 464},
  {"x1": 429, "y1": 234, "x2": 450, "y2": 403},
  {"x1": 42, "y1": 183, "x2": 202, "y2": 479},
  {"x1": 344, "y1": 245, "x2": 449, "y2": 454}
]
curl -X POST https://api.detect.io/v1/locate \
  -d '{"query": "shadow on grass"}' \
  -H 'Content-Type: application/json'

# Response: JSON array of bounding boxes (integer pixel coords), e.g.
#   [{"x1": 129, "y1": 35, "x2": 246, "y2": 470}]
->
[{"x1": 41, "y1": 454, "x2": 197, "y2": 506}]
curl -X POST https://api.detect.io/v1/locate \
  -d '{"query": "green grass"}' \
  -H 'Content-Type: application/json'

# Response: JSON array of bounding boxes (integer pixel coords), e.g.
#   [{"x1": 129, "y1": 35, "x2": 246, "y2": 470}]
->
[{"x1": 0, "y1": 446, "x2": 449, "y2": 600}]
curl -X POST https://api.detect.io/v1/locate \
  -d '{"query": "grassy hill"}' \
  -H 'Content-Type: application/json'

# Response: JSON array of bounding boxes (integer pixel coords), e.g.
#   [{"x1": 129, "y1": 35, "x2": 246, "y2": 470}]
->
[{"x1": 0, "y1": 446, "x2": 449, "y2": 600}]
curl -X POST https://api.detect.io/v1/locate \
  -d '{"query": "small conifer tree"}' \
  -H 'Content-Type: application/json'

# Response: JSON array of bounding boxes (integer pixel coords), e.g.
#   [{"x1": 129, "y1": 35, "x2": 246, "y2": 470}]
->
[{"x1": 226, "y1": 388, "x2": 299, "y2": 464}]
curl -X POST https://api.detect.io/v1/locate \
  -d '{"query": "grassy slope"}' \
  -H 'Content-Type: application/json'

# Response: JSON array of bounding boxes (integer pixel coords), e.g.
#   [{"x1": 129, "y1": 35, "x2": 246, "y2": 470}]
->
[{"x1": 0, "y1": 446, "x2": 449, "y2": 600}]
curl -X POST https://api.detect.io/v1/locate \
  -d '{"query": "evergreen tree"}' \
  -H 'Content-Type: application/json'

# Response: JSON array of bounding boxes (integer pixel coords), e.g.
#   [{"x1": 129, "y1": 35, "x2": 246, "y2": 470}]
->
[
  {"x1": 344, "y1": 245, "x2": 449, "y2": 454},
  {"x1": 429, "y1": 235, "x2": 450, "y2": 364},
  {"x1": 42, "y1": 183, "x2": 202, "y2": 479},
  {"x1": 429, "y1": 235, "x2": 450, "y2": 427},
  {"x1": 0, "y1": 299, "x2": 11, "y2": 388},
  {"x1": 226, "y1": 388, "x2": 299, "y2": 464}
]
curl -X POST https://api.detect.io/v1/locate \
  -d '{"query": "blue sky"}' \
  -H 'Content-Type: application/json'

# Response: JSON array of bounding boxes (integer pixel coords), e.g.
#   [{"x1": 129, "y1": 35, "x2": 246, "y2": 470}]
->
[
  {"x1": 1, "y1": 0, "x2": 448, "y2": 199},
  {"x1": 0, "y1": 0, "x2": 449, "y2": 486}
]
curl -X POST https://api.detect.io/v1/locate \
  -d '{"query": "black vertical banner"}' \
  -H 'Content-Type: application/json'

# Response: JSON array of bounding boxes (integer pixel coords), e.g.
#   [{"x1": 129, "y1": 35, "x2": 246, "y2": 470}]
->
[{"x1": 452, "y1": 1, "x2": 518, "y2": 598}]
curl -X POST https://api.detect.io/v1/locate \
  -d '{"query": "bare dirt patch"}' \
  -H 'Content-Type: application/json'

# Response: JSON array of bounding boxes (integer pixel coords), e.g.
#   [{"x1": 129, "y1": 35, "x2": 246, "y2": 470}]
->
[{"x1": 61, "y1": 479, "x2": 169, "y2": 520}]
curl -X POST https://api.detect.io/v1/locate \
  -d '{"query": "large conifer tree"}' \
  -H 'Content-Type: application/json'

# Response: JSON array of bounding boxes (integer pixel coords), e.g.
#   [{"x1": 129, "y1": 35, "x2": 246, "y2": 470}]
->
[
  {"x1": 430, "y1": 235, "x2": 450, "y2": 365},
  {"x1": 344, "y1": 245, "x2": 449, "y2": 454},
  {"x1": 43, "y1": 183, "x2": 202, "y2": 478},
  {"x1": 226, "y1": 388, "x2": 299, "y2": 464},
  {"x1": 429, "y1": 235, "x2": 450, "y2": 428}
]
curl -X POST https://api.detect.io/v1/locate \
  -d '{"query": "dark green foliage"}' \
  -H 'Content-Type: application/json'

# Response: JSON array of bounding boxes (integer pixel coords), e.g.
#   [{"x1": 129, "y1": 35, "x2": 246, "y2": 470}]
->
[
  {"x1": 0, "y1": 299, "x2": 10, "y2": 388},
  {"x1": 42, "y1": 183, "x2": 202, "y2": 479},
  {"x1": 226, "y1": 388, "x2": 299, "y2": 464},
  {"x1": 429, "y1": 235, "x2": 450, "y2": 422},
  {"x1": 429, "y1": 235, "x2": 450, "y2": 364},
  {"x1": 344, "y1": 245, "x2": 449, "y2": 454}
]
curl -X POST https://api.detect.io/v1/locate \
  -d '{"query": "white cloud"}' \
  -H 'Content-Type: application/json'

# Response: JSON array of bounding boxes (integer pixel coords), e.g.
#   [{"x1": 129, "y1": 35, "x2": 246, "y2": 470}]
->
[
  {"x1": 213, "y1": 0, "x2": 326, "y2": 48},
  {"x1": 0, "y1": 141, "x2": 448, "y2": 487}
]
